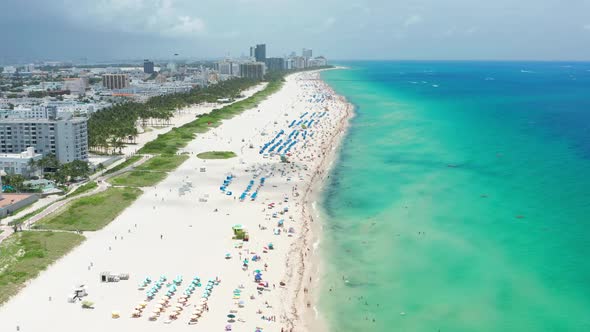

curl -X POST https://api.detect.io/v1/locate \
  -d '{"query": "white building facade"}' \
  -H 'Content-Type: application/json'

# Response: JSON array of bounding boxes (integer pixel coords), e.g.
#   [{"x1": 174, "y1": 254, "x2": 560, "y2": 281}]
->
[{"x1": 0, "y1": 147, "x2": 43, "y2": 177}]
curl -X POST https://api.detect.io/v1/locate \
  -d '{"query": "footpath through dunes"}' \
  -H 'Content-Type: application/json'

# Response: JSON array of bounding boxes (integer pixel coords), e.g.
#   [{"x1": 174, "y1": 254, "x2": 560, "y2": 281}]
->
[{"x1": 0, "y1": 68, "x2": 352, "y2": 332}]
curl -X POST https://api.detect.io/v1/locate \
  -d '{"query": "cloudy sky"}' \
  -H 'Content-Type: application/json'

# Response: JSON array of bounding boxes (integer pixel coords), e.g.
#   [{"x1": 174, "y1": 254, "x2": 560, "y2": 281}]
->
[{"x1": 1, "y1": 0, "x2": 590, "y2": 62}]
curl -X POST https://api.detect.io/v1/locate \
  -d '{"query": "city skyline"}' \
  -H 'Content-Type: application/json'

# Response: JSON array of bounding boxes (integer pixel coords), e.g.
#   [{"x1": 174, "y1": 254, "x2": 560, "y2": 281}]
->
[{"x1": 1, "y1": 0, "x2": 590, "y2": 62}]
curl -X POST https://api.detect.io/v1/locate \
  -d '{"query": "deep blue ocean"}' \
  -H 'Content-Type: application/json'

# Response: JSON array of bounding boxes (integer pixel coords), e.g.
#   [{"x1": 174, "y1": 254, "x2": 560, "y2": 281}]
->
[{"x1": 319, "y1": 61, "x2": 590, "y2": 331}]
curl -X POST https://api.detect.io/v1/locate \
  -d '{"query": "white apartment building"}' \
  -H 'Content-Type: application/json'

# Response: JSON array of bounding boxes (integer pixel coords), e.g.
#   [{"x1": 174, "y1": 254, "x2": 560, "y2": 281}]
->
[
  {"x1": 0, "y1": 113, "x2": 88, "y2": 163},
  {"x1": 0, "y1": 147, "x2": 43, "y2": 177}
]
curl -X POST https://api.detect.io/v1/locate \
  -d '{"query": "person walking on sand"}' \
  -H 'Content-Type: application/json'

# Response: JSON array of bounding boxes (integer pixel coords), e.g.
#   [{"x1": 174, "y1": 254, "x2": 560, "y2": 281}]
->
[{"x1": 160, "y1": 234, "x2": 163, "y2": 240}]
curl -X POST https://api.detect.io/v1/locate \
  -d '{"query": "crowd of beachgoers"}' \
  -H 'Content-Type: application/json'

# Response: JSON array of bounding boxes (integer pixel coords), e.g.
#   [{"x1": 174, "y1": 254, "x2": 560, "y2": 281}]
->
[{"x1": 0, "y1": 70, "x2": 352, "y2": 332}]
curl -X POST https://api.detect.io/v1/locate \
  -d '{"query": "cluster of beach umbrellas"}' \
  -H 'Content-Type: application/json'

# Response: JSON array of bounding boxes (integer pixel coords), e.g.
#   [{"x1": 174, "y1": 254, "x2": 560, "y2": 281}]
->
[
  {"x1": 220, "y1": 175, "x2": 234, "y2": 193},
  {"x1": 259, "y1": 130, "x2": 284, "y2": 154},
  {"x1": 145, "y1": 275, "x2": 167, "y2": 299},
  {"x1": 238, "y1": 178, "x2": 265, "y2": 202},
  {"x1": 189, "y1": 279, "x2": 219, "y2": 324},
  {"x1": 130, "y1": 301, "x2": 148, "y2": 318}
]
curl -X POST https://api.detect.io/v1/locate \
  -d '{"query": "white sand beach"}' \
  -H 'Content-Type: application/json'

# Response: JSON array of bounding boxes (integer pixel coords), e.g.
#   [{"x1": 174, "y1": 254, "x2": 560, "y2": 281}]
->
[
  {"x1": 120, "y1": 82, "x2": 268, "y2": 156},
  {"x1": 0, "y1": 70, "x2": 352, "y2": 332}
]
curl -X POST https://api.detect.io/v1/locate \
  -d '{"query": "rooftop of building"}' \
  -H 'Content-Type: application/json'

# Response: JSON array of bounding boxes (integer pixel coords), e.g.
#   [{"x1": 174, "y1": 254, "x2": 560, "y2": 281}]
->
[
  {"x1": 0, "y1": 193, "x2": 35, "y2": 209},
  {"x1": 0, "y1": 116, "x2": 87, "y2": 123}
]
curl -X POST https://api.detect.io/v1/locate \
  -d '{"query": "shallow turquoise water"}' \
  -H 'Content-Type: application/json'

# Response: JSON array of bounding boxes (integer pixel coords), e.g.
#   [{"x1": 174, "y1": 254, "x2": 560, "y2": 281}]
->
[{"x1": 318, "y1": 61, "x2": 590, "y2": 331}]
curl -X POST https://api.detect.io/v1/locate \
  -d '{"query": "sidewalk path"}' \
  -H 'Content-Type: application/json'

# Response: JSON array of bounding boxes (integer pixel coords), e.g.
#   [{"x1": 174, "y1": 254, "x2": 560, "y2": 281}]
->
[{"x1": 0, "y1": 155, "x2": 151, "y2": 243}]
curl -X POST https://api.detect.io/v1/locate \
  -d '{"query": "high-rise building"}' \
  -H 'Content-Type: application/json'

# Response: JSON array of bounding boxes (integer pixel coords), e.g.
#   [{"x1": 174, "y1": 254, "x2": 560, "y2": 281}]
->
[
  {"x1": 102, "y1": 74, "x2": 130, "y2": 90},
  {"x1": 302, "y1": 48, "x2": 313, "y2": 58},
  {"x1": 293, "y1": 56, "x2": 306, "y2": 69},
  {"x1": 143, "y1": 59, "x2": 155, "y2": 74},
  {"x1": 254, "y1": 44, "x2": 266, "y2": 62},
  {"x1": 285, "y1": 58, "x2": 294, "y2": 70},
  {"x1": 216, "y1": 60, "x2": 241, "y2": 77},
  {"x1": 3, "y1": 105, "x2": 58, "y2": 120},
  {"x1": 0, "y1": 113, "x2": 88, "y2": 163},
  {"x1": 307, "y1": 56, "x2": 328, "y2": 67},
  {"x1": 250, "y1": 47, "x2": 255, "y2": 59},
  {"x1": 239, "y1": 62, "x2": 266, "y2": 80},
  {"x1": 265, "y1": 58, "x2": 285, "y2": 72}
]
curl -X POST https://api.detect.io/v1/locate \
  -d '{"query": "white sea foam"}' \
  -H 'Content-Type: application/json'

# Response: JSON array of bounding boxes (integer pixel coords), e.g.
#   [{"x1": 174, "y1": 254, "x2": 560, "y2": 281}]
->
[{"x1": 313, "y1": 238, "x2": 320, "y2": 251}]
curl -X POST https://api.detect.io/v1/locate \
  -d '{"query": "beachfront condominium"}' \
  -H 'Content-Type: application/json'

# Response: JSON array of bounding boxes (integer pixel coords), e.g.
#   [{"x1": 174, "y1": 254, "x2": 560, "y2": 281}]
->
[
  {"x1": 0, "y1": 112, "x2": 88, "y2": 163},
  {"x1": 302, "y1": 48, "x2": 313, "y2": 58},
  {"x1": 239, "y1": 62, "x2": 266, "y2": 80},
  {"x1": 102, "y1": 74, "x2": 130, "y2": 90},
  {"x1": 265, "y1": 57, "x2": 285, "y2": 72},
  {"x1": 215, "y1": 60, "x2": 241, "y2": 77}
]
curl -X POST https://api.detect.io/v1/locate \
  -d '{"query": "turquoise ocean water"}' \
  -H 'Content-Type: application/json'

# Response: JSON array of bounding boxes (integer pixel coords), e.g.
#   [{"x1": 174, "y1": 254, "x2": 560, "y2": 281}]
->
[{"x1": 318, "y1": 61, "x2": 590, "y2": 331}]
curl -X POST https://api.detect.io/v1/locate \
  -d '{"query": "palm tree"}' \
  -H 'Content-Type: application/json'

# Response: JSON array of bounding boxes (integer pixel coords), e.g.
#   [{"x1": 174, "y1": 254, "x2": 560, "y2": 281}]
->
[{"x1": 27, "y1": 158, "x2": 39, "y2": 177}]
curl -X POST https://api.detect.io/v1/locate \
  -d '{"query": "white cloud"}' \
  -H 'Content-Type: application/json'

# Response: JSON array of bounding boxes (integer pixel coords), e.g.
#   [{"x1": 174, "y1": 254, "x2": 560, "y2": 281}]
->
[
  {"x1": 465, "y1": 26, "x2": 479, "y2": 36},
  {"x1": 324, "y1": 17, "x2": 337, "y2": 28},
  {"x1": 63, "y1": 0, "x2": 206, "y2": 38},
  {"x1": 162, "y1": 16, "x2": 205, "y2": 36},
  {"x1": 404, "y1": 15, "x2": 423, "y2": 28},
  {"x1": 442, "y1": 27, "x2": 456, "y2": 38}
]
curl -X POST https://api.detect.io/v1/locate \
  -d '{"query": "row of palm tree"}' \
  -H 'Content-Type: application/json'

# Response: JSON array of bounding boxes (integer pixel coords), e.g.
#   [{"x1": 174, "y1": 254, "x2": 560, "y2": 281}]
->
[{"x1": 88, "y1": 78, "x2": 259, "y2": 154}]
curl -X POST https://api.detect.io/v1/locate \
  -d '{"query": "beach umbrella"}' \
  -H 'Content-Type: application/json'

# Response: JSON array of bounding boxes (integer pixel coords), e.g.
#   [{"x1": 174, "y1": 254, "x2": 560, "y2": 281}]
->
[{"x1": 227, "y1": 314, "x2": 236, "y2": 319}]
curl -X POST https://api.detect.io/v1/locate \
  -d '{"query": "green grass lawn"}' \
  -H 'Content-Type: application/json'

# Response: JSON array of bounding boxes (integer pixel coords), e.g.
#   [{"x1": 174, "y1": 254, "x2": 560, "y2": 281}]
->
[
  {"x1": 197, "y1": 151, "x2": 237, "y2": 159},
  {"x1": 35, "y1": 187, "x2": 142, "y2": 231},
  {"x1": 139, "y1": 76, "x2": 285, "y2": 155},
  {"x1": 104, "y1": 155, "x2": 142, "y2": 175},
  {"x1": 109, "y1": 170, "x2": 168, "y2": 187},
  {"x1": 67, "y1": 181, "x2": 98, "y2": 198},
  {"x1": 8, "y1": 203, "x2": 55, "y2": 227},
  {"x1": 135, "y1": 154, "x2": 188, "y2": 172},
  {"x1": 0, "y1": 231, "x2": 85, "y2": 305}
]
